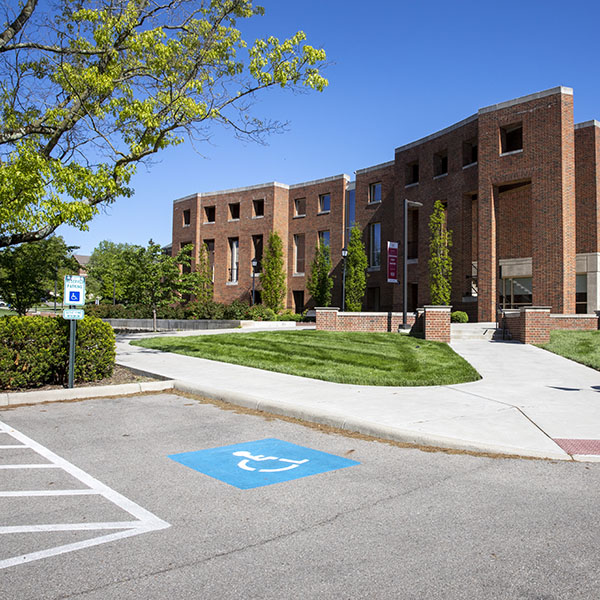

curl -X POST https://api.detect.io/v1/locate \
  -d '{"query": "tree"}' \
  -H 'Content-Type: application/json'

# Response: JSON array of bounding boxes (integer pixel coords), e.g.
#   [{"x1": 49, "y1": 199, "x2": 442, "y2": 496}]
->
[
  {"x1": 261, "y1": 231, "x2": 286, "y2": 312},
  {"x1": 428, "y1": 200, "x2": 453, "y2": 305},
  {"x1": 0, "y1": 1, "x2": 328, "y2": 248},
  {"x1": 87, "y1": 240, "x2": 139, "y2": 304},
  {"x1": 307, "y1": 243, "x2": 333, "y2": 307},
  {"x1": 179, "y1": 242, "x2": 213, "y2": 305},
  {"x1": 0, "y1": 236, "x2": 78, "y2": 315},
  {"x1": 345, "y1": 225, "x2": 368, "y2": 311}
]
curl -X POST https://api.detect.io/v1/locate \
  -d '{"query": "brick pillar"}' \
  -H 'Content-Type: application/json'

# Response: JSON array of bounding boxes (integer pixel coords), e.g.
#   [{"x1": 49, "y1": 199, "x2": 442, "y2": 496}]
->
[
  {"x1": 315, "y1": 307, "x2": 339, "y2": 331},
  {"x1": 595, "y1": 310, "x2": 600, "y2": 330},
  {"x1": 423, "y1": 305, "x2": 451, "y2": 342},
  {"x1": 520, "y1": 307, "x2": 551, "y2": 344},
  {"x1": 477, "y1": 183, "x2": 497, "y2": 322}
]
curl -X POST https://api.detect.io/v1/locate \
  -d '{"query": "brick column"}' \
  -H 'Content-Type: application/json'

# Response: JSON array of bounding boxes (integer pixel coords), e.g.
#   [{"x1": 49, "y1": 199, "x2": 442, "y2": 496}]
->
[
  {"x1": 520, "y1": 306, "x2": 551, "y2": 344},
  {"x1": 315, "y1": 307, "x2": 339, "y2": 331},
  {"x1": 477, "y1": 183, "x2": 497, "y2": 322},
  {"x1": 595, "y1": 310, "x2": 600, "y2": 330},
  {"x1": 423, "y1": 305, "x2": 451, "y2": 342}
]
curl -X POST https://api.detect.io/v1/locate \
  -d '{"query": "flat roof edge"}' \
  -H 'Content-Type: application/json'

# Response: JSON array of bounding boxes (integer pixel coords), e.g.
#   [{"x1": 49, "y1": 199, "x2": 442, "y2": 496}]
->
[
  {"x1": 575, "y1": 120, "x2": 600, "y2": 130},
  {"x1": 174, "y1": 182, "x2": 290, "y2": 203},
  {"x1": 355, "y1": 160, "x2": 395, "y2": 176},
  {"x1": 289, "y1": 173, "x2": 351, "y2": 190},
  {"x1": 478, "y1": 86, "x2": 573, "y2": 115},
  {"x1": 395, "y1": 114, "x2": 478, "y2": 154}
]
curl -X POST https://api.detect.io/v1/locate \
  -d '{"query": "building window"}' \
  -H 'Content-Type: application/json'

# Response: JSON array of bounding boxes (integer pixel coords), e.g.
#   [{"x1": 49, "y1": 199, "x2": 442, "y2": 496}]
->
[
  {"x1": 204, "y1": 205, "x2": 215, "y2": 223},
  {"x1": 293, "y1": 290, "x2": 305, "y2": 313},
  {"x1": 180, "y1": 241, "x2": 192, "y2": 274},
  {"x1": 407, "y1": 209, "x2": 419, "y2": 259},
  {"x1": 576, "y1": 274, "x2": 588, "y2": 314},
  {"x1": 463, "y1": 139, "x2": 478, "y2": 166},
  {"x1": 318, "y1": 230, "x2": 330, "y2": 248},
  {"x1": 500, "y1": 123, "x2": 523, "y2": 154},
  {"x1": 252, "y1": 199, "x2": 264, "y2": 218},
  {"x1": 319, "y1": 193, "x2": 331, "y2": 213},
  {"x1": 368, "y1": 182, "x2": 382, "y2": 203},
  {"x1": 367, "y1": 287, "x2": 380, "y2": 311},
  {"x1": 228, "y1": 237, "x2": 239, "y2": 283},
  {"x1": 182, "y1": 209, "x2": 191, "y2": 227},
  {"x1": 345, "y1": 188, "x2": 355, "y2": 245},
  {"x1": 294, "y1": 197, "x2": 306, "y2": 217},
  {"x1": 369, "y1": 222, "x2": 381, "y2": 268},
  {"x1": 228, "y1": 202, "x2": 240, "y2": 220},
  {"x1": 204, "y1": 239, "x2": 215, "y2": 281},
  {"x1": 252, "y1": 234, "x2": 263, "y2": 272},
  {"x1": 294, "y1": 233, "x2": 305, "y2": 274},
  {"x1": 406, "y1": 161, "x2": 419, "y2": 185},
  {"x1": 433, "y1": 151, "x2": 448, "y2": 177},
  {"x1": 500, "y1": 277, "x2": 532, "y2": 309}
]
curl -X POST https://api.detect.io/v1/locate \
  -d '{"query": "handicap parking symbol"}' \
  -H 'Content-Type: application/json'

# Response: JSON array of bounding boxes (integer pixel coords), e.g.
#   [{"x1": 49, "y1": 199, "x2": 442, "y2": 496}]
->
[
  {"x1": 168, "y1": 438, "x2": 359, "y2": 489},
  {"x1": 69, "y1": 291, "x2": 80, "y2": 302}
]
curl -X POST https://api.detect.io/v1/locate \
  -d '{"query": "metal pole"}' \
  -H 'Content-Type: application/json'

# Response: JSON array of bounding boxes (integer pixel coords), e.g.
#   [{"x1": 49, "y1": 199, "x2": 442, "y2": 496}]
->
[
  {"x1": 252, "y1": 269, "x2": 256, "y2": 305},
  {"x1": 342, "y1": 255, "x2": 347, "y2": 312},
  {"x1": 68, "y1": 319, "x2": 76, "y2": 389},
  {"x1": 54, "y1": 273, "x2": 57, "y2": 313},
  {"x1": 403, "y1": 198, "x2": 408, "y2": 328}
]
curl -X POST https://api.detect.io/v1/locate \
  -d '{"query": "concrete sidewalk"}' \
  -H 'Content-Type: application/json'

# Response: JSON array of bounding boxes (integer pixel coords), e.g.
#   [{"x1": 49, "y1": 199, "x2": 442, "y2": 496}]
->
[{"x1": 114, "y1": 329, "x2": 600, "y2": 462}]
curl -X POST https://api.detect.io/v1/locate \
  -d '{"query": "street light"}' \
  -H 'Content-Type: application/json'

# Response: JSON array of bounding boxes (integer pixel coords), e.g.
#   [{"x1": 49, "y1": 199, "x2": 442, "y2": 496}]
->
[
  {"x1": 341, "y1": 247, "x2": 348, "y2": 311},
  {"x1": 251, "y1": 257, "x2": 258, "y2": 305},
  {"x1": 402, "y1": 199, "x2": 423, "y2": 328}
]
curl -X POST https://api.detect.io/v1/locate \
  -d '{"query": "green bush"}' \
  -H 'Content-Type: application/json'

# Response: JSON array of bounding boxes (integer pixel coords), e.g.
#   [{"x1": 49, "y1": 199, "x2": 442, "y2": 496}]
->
[
  {"x1": 223, "y1": 299, "x2": 250, "y2": 320},
  {"x1": 451, "y1": 311, "x2": 469, "y2": 323},
  {"x1": 246, "y1": 304, "x2": 277, "y2": 321},
  {"x1": 276, "y1": 309, "x2": 302, "y2": 322},
  {"x1": 0, "y1": 315, "x2": 115, "y2": 390},
  {"x1": 184, "y1": 300, "x2": 226, "y2": 320}
]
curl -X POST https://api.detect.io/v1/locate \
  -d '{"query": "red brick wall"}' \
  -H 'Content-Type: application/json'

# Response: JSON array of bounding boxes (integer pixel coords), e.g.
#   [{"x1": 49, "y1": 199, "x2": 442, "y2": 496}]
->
[
  {"x1": 575, "y1": 124, "x2": 600, "y2": 254},
  {"x1": 423, "y1": 306, "x2": 451, "y2": 342},
  {"x1": 315, "y1": 308, "x2": 416, "y2": 333},
  {"x1": 549, "y1": 315, "x2": 598, "y2": 330}
]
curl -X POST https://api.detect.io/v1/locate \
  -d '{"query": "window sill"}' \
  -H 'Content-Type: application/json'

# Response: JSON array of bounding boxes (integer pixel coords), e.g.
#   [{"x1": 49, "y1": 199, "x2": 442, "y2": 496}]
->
[
  {"x1": 228, "y1": 218, "x2": 240, "y2": 223},
  {"x1": 317, "y1": 210, "x2": 330, "y2": 216},
  {"x1": 500, "y1": 149, "x2": 523, "y2": 157},
  {"x1": 367, "y1": 200, "x2": 382, "y2": 206},
  {"x1": 407, "y1": 258, "x2": 418, "y2": 265},
  {"x1": 226, "y1": 281, "x2": 238, "y2": 286},
  {"x1": 405, "y1": 182, "x2": 419, "y2": 189},
  {"x1": 433, "y1": 173, "x2": 448, "y2": 180},
  {"x1": 204, "y1": 221, "x2": 215, "y2": 225},
  {"x1": 251, "y1": 215, "x2": 264, "y2": 220},
  {"x1": 462, "y1": 162, "x2": 478, "y2": 169},
  {"x1": 293, "y1": 214, "x2": 306, "y2": 219},
  {"x1": 293, "y1": 272, "x2": 305, "y2": 277},
  {"x1": 182, "y1": 224, "x2": 190, "y2": 228},
  {"x1": 367, "y1": 266, "x2": 381, "y2": 272}
]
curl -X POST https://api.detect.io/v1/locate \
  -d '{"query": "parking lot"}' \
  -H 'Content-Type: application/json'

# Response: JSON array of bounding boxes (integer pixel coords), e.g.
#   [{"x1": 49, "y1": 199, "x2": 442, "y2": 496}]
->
[{"x1": 2, "y1": 393, "x2": 600, "y2": 599}]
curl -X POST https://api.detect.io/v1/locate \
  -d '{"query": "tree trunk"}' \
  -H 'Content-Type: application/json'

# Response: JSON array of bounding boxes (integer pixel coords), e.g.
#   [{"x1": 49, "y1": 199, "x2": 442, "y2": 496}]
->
[{"x1": 152, "y1": 306, "x2": 157, "y2": 332}]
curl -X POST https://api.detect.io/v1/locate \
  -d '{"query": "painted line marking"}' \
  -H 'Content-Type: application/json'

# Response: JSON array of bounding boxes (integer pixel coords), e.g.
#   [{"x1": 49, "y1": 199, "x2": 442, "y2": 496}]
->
[
  {"x1": 0, "y1": 420, "x2": 170, "y2": 570},
  {"x1": 0, "y1": 445, "x2": 26, "y2": 449}
]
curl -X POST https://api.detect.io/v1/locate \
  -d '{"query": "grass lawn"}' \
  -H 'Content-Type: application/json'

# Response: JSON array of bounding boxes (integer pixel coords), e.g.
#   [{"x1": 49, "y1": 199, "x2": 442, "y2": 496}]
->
[
  {"x1": 538, "y1": 329, "x2": 600, "y2": 371},
  {"x1": 132, "y1": 330, "x2": 481, "y2": 386},
  {"x1": 0, "y1": 308, "x2": 17, "y2": 317}
]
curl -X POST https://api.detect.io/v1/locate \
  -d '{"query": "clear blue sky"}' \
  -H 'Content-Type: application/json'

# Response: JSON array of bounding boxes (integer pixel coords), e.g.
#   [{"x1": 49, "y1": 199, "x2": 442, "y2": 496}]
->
[{"x1": 59, "y1": 0, "x2": 600, "y2": 255}]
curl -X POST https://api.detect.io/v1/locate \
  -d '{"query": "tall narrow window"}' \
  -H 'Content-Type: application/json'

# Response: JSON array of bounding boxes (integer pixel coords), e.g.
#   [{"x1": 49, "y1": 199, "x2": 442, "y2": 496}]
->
[
  {"x1": 294, "y1": 234, "x2": 305, "y2": 274},
  {"x1": 368, "y1": 182, "x2": 382, "y2": 203},
  {"x1": 463, "y1": 139, "x2": 478, "y2": 166},
  {"x1": 204, "y1": 239, "x2": 215, "y2": 281},
  {"x1": 319, "y1": 193, "x2": 331, "y2": 213},
  {"x1": 228, "y1": 237, "x2": 239, "y2": 283},
  {"x1": 252, "y1": 234, "x2": 263, "y2": 272},
  {"x1": 433, "y1": 151, "x2": 448, "y2": 177},
  {"x1": 294, "y1": 197, "x2": 306, "y2": 217},
  {"x1": 318, "y1": 230, "x2": 330, "y2": 248},
  {"x1": 369, "y1": 222, "x2": 381, "y2": 268},
  {"x1": 576, "y1": 274, "x2": 588, "y2": 313},
  {"x1": 345, "y1": 188, "x2": 355, "y2": 244},
  {"x1": 407, "y1": 210, "x2": 419, "y2": 259},
  {"x1": 252, "y1": 199, "x2": 264, "y2": 218},
  {"x1": 204, "y1": 205, "x2": 215, "y2": 223},
  {"x1": 406, "y1": 161, "x2": 419, "y2": 185},
  {"x1": 500, "y1": 123, "x2": 523, "y2": 154},
  {"x1": 182, "y1": 209, "x2": 191, "y2": 227},
  {"x1": 228, "y1": 202, "x2": 240, "y2": 220}
]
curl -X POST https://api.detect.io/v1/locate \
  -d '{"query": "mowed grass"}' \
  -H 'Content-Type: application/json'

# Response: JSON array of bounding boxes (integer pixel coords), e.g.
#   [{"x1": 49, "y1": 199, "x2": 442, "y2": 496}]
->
[
  {"x1": 132, "y1": 330, "x2": 481, "y2": 386},
  {"x1": 538, "y1": 329, "x2": 600, "y2": 371}
]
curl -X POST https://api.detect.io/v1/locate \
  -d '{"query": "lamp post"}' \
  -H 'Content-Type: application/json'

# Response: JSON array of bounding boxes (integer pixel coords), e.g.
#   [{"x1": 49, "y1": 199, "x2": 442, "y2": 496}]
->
[
  {"x1": 402, "y1": 199, "x2": 423, "y2": 328},
  {"x1": 341, "y1": 247, "x2": 348, "y2": 311},
  {"x1": 251, "y1": 257, "x2": 258, "y2": 305}
]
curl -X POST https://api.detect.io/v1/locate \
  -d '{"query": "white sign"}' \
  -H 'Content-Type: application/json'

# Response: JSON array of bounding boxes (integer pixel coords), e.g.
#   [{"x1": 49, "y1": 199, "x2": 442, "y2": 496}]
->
[
  {"x1": 63, "y1": 309, "x2": 85, "y2": 320},
  {"x1": 63, "y1": 275, "x2": 86, "y2": 306}
]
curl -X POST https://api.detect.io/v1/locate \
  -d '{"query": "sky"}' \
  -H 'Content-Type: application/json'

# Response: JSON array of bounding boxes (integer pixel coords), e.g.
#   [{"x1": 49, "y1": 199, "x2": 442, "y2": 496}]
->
[{"x1": 58, "y1": 0, "x2": 600, "y2": 255}]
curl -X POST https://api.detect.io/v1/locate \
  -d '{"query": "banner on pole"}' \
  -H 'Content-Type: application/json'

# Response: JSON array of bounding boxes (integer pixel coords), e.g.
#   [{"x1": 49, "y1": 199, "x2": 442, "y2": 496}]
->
[{"x1": 387, "y1": 241, "x2": 399, "y2": 283}]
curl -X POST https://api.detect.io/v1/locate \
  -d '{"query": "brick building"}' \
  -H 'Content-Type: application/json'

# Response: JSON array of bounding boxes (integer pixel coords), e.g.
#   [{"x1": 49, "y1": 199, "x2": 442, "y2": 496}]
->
[{"x1": 172, "y1": 86, "x2": 600, "y2": 322}]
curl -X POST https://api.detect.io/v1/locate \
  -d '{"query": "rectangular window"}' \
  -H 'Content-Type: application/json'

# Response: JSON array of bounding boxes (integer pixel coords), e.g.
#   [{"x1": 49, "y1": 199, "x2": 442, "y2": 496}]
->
[
  {"x1": 345, "y1": 188, "x2": 355, "y2": 241},
  {"x1": 500, "y1": 123, "x2": 523, "y2": 154},
  {"x1": 433, "y1": 151, "x2": 448, "y2": 177},
  {"x1": 319, "y1": 193, "x2": 331, "y2": 213},
  {"x1": 293, "y1": 290, "x2": 305, "y2": 313},
  {"x1": 368, "y1": 182, "x2": 382, "y2": 203},
  {"x1": 294, "y1": 233, "x2": 305, "y2": 274},
  {"x1": 252, "y1": 234, "x2": 263, "y2": 272},
  {"x1": 463, "y1": 139, "x2": 478, "y2": 166},
  {"x1": 252, "y1": 199, "x2": 264, "y2": 218},
  {"x1": 367, "y1": 287, "x2": 380, "y2": 311},
  {"x1": 204, "y1": 239, "x2": 215, "y2": 282},
  {"x1": 228, "y1": 237, "x2": 239, "y2": 283},
  {"x1": 369, "y1": 222, "x2": 381, "y2": 268},
  {"x1": 180, "y1": 241, "x2": 192, "y2": 274},
  {"x1": 182, "y1": 209, "x2": 191, "y2": 227},
  {"x1": 407, "y1": 209, "x2": 419, "y2": 259},
  {"x1": 228, "y1": 202, "x2": 240, "y2": 220},
  {"x1": 204, "y1": 205, "x2": 215, "y2": 223},
  {"x1": 576, "y1": 274, "x2": 588, "y2": 314},
  {"x1": 318, "y1": 230, "x2": 330, "y2": 248},
  {"x1": 406, "y1": 161, "x2": 419, "y2": 185},
  {"x1": 294, "y1": 197, "x2": 306, "y2": 217},
  {"x1": 500, "y1": 277, "x2": 532, "y2": 308}
]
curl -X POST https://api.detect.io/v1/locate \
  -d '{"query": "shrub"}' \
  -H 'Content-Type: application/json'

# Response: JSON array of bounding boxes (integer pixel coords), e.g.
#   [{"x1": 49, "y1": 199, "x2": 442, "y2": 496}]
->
[
  {"x1": 246, "y1": 304, "x2": 276, "y2": 321},
  {"x1": 223, "y1": 299, "x2": 250, "y2": 320},
  {"x1": 277, "y1": 309, "x2": 302, "y2": 322},
  {"x1": 0, "y1": 315, "x2": 115, "y2": 390},
  {"x1": 156, "y1": 304, "x2": 185, "y2": 320},
  {"x1": 184, "y1": 300, "x2": 226, "y2": 320},
  {"x1": 451, "y1": 311, "x2": 469, "y2": 323}
]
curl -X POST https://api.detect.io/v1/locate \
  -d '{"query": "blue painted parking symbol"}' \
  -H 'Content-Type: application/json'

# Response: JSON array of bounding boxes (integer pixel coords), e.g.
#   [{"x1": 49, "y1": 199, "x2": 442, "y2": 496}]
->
[
  {"x1": 168, "y1": 438, "x2": 359, "y2": 489},
  {"x1": 69, "y1": 291, "x2": 80, "y2": 302}
]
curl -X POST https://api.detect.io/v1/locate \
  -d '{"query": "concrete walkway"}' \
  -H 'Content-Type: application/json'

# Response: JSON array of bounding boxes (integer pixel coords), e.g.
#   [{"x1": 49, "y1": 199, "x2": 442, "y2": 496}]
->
[{"x1": 114, "y1": 328, "x2": 600, "y2": 462}]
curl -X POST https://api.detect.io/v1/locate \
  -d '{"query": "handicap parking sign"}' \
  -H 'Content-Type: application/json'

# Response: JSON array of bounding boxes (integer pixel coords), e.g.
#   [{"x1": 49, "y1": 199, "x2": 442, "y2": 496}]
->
[
  {"x1": 168, "y1": 438, "x2": 359, "y2": 489},
  {"x1": 69, "y1": 291, "x2": 80, "y2": 303}
]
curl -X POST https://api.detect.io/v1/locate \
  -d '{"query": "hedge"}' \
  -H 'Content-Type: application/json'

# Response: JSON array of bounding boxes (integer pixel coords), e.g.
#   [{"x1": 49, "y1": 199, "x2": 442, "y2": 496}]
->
[{"x1": 0, "y1": 315, "x2": 115, "y2": 390}]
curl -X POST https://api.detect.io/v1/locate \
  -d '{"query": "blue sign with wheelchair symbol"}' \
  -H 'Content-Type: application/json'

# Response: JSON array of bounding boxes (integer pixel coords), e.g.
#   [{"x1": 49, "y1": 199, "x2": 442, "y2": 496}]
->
[
  {"x1": 69, "y1": 291, "x2": 80, "y2": 302},
  {"x1": 168, "y1": 438, "x2": 359, "y2": 489}
]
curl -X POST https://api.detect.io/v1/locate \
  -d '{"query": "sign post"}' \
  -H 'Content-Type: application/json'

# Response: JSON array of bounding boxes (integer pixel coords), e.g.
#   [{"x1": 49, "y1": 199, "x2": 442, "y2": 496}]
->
[{"x1": 63, "y1": 276, "x2": 86, "y2": 389}]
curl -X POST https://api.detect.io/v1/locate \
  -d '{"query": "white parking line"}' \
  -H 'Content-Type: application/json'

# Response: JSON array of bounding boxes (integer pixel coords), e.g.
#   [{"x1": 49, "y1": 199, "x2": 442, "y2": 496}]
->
[{"x1": 0, "y1": 420, "x2": 170, "y2": 570}]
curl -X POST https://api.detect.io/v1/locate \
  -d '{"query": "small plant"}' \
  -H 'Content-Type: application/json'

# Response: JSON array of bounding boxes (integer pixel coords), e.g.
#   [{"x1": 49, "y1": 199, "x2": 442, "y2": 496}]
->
[
  {"x1": 451, "y1": 311, "x2": 468, "y2": 323},
  {"x1": 277, "y1": 309, "x2": 302, "y2": 321}
]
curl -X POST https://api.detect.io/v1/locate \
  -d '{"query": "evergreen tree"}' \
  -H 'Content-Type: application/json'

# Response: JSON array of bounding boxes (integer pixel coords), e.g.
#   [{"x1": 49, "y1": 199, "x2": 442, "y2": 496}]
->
[
  {"x1": 345, "y1": 225, "x2": 368, "y2": 311},
  {"x1": 428, "y1": 200, "x2": 453, "y2": 305},
  {"x1": 307, "y1": 243, "x2": 333, "y2": 307},
  {"x1": 261, "y1": 232, "x2": 286, "y2": 312}
]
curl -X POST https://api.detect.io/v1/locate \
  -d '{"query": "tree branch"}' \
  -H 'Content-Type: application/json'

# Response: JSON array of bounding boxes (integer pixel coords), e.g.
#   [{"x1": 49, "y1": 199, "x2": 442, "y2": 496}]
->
[{"x1": 0, "y1": 0, "x2": 37, "y2": 50}]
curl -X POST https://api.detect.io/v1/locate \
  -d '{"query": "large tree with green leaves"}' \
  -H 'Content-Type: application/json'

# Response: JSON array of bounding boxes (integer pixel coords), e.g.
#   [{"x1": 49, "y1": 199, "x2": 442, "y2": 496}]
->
[
  {"x1": 179, "y1": 242, "x2": 213, "y2": 305},
  {"x1": 261, "y1": 231, "x2": 286, "y2": 312},
  {"x1": 428, "y1": 200, "x2": 452, "y2": 305},
  {"x1": 307, "y1": 243, "x2": 332, "y2": 307},
  {"x1": 345, "y1": 225, "x2": 367, "y2": 311},
  {"x1": 0, "y1": 236, "x2": 78, "y2": 315},
  {"x1": 0, "y1": 0, "x2": 327, "y2": 248}
]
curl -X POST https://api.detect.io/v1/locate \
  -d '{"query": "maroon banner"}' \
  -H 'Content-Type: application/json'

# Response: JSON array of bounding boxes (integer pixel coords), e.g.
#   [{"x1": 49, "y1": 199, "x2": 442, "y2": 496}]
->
[{"x1": 387, "y1": 241, "x2": 398, "y2": 283}]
